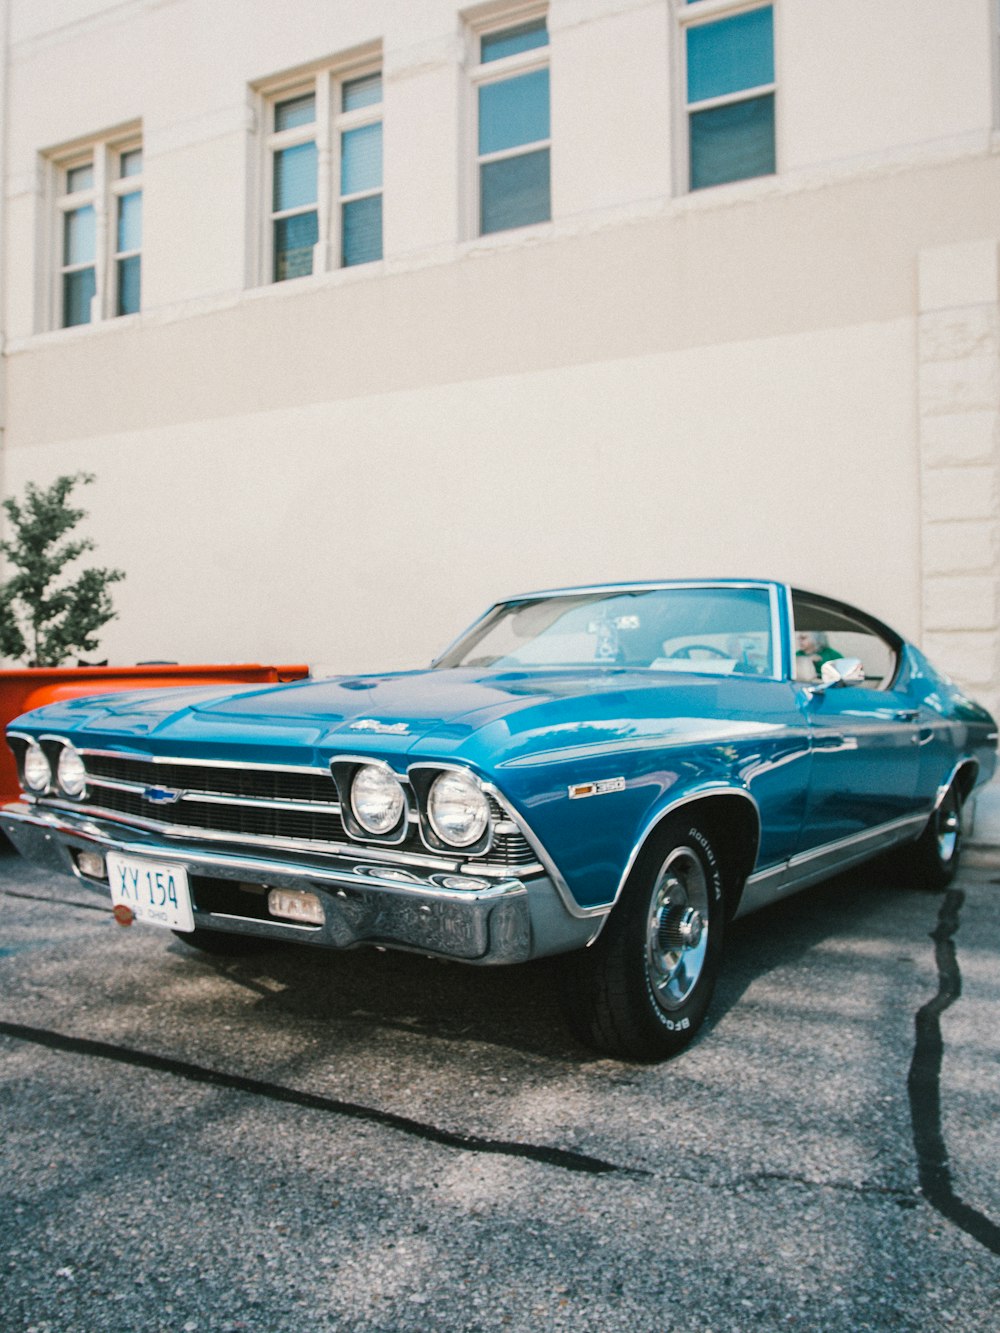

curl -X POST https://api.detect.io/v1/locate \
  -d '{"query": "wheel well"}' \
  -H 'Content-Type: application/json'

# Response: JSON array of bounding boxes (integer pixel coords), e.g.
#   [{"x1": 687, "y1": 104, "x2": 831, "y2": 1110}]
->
[
  {"x1": 953, "y1": 762, "x2": 978, "y2": 804},
  {"x1": 631, "y1": 793, "x2": 760, "y2": 924}
]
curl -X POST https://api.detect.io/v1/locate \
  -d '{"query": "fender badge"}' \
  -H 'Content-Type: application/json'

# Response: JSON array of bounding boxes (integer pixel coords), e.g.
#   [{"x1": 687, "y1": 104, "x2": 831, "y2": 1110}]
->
[
  {"x1": 349, "y1": 719, "x2": 410, "y2": 735},
  {"x1": 569, "y1": 777, "x2": 626, "y2": 799}
]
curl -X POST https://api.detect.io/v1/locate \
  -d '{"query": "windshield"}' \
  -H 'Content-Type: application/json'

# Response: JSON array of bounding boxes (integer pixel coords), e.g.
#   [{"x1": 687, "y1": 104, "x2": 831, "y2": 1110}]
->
[{"x1": 436, "y1": 586, "x2": 776, "y2": 676}]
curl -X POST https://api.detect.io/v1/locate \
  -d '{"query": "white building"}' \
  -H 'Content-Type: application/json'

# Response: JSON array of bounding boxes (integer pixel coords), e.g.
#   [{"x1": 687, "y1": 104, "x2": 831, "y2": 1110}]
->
[{"x1": 0, "y1": 0, "x2": 998, "y2": 729}]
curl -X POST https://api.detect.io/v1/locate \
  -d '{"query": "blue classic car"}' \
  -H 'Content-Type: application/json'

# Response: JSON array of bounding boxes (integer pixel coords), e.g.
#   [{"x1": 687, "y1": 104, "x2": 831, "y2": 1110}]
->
[{"x1": 2, "y1": 581, "x2": 996, "y2": 1059}]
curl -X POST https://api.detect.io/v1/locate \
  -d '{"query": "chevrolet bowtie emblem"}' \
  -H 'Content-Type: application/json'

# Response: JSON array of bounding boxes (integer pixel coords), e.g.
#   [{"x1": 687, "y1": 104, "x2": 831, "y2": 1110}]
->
[{"x1": 143, "y1": 785, "x2": 182, "y2": 804}]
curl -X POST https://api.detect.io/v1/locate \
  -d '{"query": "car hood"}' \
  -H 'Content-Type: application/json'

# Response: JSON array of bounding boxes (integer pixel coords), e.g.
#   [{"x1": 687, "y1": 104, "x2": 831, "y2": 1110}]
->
[{"x1": 19, "y1": 667, "x2": 789, "y2": 770}]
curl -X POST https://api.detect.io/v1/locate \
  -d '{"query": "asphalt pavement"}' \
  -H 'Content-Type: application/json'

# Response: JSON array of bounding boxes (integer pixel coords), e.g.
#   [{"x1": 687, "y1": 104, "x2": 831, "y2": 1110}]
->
[{"x1": 1, "y1": 840, "x2": 998, "y2": 1332}]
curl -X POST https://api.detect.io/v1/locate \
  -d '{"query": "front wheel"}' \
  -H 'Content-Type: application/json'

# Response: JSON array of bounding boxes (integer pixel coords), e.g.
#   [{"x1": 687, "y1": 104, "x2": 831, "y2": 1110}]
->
[{"x1": 562, "y1": 817, "x2": 725, "y2": 1060}]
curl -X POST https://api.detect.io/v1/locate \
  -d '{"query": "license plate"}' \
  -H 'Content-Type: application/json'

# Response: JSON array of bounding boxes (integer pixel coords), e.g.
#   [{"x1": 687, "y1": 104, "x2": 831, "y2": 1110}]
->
[{"x1": 107, "y1": 853, "x2": 195, "y2": 932}]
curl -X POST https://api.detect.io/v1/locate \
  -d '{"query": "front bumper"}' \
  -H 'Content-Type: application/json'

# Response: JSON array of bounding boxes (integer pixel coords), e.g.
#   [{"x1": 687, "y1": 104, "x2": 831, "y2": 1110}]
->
[{"x1": 0, "y1": 802, "x2": 598, "y2": 964}]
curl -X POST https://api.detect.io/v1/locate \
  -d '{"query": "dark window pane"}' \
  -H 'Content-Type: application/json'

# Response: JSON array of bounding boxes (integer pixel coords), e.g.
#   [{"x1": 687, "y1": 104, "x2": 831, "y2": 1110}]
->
[
  {"x1": 274, "y1": 211, "x2": 318, "y2": 281},
  {"x1": 274, "y1": 142, "x2": 317, "y2": 212},
  {"x1": 687, "y1": 7, "x2": 774, "y2": 103},
  {"x1": 689, "y1": 93, "x2": 775, "y2": 190},
  {"x1": 480, "y1": 147, "x2": 550, "y2": 235},
  {"x1": 63, "y1": 267, "x2": 95, "y2": 327},
  {"x1": 275, "y1": 93, "x2": 315, "y2": 131},
  {"x1": 341, "y1": 123, "x2": 382, "y2": 195},
  {"x1": 479, "y1": 69, "x2": 550, "y2": 155},
  {"x1": 343, "y1": 72, "x2": 382, "y2": 111},
  {"x1": 117, "y1": 255, "x2": 141, "y2": 315},
  {"x1": 342, "y1": 195, "x2": 382, "y2": 267},
  {"x1": 481, "y1": 19, "x2": 548, "y2": 63}
]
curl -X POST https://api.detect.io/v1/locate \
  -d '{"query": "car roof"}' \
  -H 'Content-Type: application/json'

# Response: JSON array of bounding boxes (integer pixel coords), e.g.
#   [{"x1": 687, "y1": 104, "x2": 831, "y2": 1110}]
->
[{"x1": 500, "y1": 579, "x2": 782, "y2": 602}]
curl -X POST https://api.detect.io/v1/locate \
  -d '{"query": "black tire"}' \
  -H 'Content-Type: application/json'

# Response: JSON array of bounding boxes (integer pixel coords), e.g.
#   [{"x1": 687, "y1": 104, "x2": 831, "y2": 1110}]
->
[
  {"x1": 886, "y1": 782, "x2": 963, "y2": 892},
  {"x1": 171, "y1": 925, "x2": 271, "y2": 955},
  {"x1": 562, "y1": 816, "x2": 725, "y2": 1060}
]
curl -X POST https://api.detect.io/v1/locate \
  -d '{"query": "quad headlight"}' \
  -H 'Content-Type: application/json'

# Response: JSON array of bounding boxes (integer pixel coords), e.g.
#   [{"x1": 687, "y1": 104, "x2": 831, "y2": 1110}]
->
[
  {"x1": 56, "y1": 746, "x2": 87, "y2": 798},
  {"x1": 350, "y1": 764, "x2": 406, "y2": 836},
  {"x1": 23, "y1": 742, "x2": 51, "y2": 793},
  {"x1": 427, "y1": 770, "x2": 490, "y2": 848}
]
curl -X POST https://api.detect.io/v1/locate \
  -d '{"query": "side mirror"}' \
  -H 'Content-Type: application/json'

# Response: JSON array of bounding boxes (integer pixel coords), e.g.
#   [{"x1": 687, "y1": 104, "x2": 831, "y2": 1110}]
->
[{"x1": 819, "y1": 657, "x2": 865, "y2": 688}]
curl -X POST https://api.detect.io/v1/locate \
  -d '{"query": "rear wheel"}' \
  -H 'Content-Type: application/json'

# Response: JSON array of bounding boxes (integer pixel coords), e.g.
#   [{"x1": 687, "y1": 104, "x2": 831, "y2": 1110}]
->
[
  {"x1": 563, "y1": 817, "x2": 725, "y2": 1060},
  {"x1": 887, "y1": 781, "x2": 963, "y2": 891}
]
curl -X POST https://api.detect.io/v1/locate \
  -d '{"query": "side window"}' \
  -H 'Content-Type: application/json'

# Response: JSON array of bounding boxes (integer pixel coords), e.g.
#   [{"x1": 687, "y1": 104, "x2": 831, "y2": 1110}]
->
[{"x1": 791, "y1": 597, "x2": 899, "y2": 690}]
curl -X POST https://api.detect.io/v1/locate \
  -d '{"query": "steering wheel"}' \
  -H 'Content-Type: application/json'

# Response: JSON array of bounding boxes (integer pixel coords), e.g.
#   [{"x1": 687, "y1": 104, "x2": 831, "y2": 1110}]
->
[{"x1": 669, "y1": 644, "x2": 730, "y2": 659}]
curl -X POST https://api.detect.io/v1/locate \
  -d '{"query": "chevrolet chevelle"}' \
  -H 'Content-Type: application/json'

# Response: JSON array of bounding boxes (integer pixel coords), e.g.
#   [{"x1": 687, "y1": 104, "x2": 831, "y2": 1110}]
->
[{"x1": 2, "y1": 581, "x2": 996, "y2": 1059}]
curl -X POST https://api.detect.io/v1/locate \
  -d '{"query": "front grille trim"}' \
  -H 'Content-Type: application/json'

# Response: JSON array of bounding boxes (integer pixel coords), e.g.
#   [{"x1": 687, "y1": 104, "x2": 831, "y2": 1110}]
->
[{"x1": 68, "y1": 749, "x2": 541, "y2": 876}]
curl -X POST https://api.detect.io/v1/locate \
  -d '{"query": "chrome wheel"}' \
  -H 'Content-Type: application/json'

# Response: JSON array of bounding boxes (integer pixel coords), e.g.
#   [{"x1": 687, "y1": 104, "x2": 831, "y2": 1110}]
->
[
  {"x1": 936, "y1": 789, "x2": 961, "y2": 864},
  {"x1": 645, "y1": 846, "x2": 710, "y2": 1012}
]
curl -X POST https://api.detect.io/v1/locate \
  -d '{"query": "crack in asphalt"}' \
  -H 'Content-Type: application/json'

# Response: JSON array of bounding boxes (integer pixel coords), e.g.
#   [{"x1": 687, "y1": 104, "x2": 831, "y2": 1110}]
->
[
  {"x1": 745, "y1": 1169, "x2": 918, "y2": 1205},
  {"x1": 0, "y1": 1020, "x2": 644, "y2": 1179},
  {"x1": 907, "y1": 888, "x2": 1000, "y2": 1256}
]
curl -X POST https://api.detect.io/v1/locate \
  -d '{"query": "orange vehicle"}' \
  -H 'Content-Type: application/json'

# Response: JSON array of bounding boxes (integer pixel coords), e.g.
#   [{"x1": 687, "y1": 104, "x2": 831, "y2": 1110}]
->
[{"x1": 0, "y1": 663, "x2": 309, "y2": 807}]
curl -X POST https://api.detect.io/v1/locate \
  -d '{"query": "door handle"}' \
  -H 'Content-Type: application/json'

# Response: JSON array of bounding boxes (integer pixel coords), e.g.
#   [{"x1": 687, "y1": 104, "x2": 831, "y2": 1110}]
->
[{"x1": 894, "y1": 709, "x2": 919, "y2": 722}]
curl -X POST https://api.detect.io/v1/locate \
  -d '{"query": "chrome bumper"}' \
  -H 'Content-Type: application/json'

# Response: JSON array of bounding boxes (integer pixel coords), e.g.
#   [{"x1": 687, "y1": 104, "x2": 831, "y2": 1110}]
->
[{"x1": 0, "y1": 802, "x2": 598, "y2": 964}]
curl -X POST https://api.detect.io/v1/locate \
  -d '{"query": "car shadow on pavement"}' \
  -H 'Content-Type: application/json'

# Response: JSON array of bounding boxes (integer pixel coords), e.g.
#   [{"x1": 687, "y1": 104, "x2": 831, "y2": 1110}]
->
[{"x1": 170, "y1": 866, "x2": 926, "y2": 1065}]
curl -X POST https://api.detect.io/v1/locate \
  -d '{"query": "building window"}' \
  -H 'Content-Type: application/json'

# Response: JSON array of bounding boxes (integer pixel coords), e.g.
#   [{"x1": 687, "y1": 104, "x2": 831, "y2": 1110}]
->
[
  {"x1": 263, "y1": 60, "x2": 382, "y2": 284},
  {"x1": 54, "y1": 136, "x2": 142, "y2": 328},
  {"x1": 340, "y1": 73, "x2": 383, "y2": 267},
  {"x1": 471, "y1": 14, "x2": 550, "y2": 236},
  {"x1": 681, "y1": 2, "x2": 775, "y2": 192},
  {"x1": 114, "y1": 148, "x2": 143, "y2": 315}
]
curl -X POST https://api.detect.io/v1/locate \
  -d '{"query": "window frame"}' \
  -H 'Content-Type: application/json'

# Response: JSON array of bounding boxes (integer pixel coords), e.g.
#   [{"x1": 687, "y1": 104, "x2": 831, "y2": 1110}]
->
[
  {"x1": 257, "y1": 50, "x2": 383, "y2": 287},
  {"x1": 466, "y1": 4, "x2": 551, "y2": 239},
  {"x1": 675, "y1": 0, "x2": 777, "y2": 196},
  {"x1": 50, "y1": 130, "x2": 143, "y2": 331}
]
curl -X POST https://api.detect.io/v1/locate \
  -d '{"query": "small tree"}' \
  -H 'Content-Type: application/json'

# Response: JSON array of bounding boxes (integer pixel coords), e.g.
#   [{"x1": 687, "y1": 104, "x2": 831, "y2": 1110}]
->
[{"x1": 0, "y1": 473, "x2": 125, "y2": 668}]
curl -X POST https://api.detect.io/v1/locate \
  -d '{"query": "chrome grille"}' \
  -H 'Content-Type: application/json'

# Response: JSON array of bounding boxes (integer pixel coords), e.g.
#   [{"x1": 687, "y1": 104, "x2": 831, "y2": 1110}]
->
[
  {"x1": 76, "y1": 752, "x2": 538, "y2": 870},
  {"x1": 85, "y1": 754, "x2": 333, "y2": 805}
]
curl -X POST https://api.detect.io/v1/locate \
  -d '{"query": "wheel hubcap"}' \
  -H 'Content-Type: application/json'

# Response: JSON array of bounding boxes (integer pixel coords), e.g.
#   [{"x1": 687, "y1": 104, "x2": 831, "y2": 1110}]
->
[
  {"x1": 937, "y1": 795, "x2": 960, "y2": 863},
  {"x1": 646, "y1": 847, "x2": 709, "y2": 1012}
]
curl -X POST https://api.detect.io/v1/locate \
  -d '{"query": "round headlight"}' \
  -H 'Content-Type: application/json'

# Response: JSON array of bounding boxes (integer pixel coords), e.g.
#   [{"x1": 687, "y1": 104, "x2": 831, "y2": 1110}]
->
[
  {"x1": 350, "y1": 764, "x2": 406, "y2": 836},
  {"x1": 57, "y1": 746, "x2": 87, "y2": 798},
  {"x1": 427, "y1": 770, "x2": 490, "y2": 848},
  {"x1": 23, "y1": 743, "x2": 52, "y2": 793}
]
